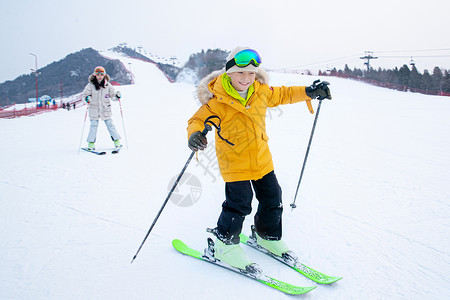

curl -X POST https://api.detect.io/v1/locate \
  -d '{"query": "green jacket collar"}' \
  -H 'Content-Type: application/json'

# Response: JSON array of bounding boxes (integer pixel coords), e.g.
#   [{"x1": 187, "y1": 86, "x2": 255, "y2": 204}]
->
[{"x1": 221, "y1": 73, "x2": 254, "y2": 106}]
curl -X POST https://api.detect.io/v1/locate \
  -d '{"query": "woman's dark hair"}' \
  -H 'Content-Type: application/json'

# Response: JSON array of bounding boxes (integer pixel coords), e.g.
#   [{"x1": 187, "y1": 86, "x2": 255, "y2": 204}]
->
[{"x1": 91, "y1": 76, "x2": 106, "y2": 90}]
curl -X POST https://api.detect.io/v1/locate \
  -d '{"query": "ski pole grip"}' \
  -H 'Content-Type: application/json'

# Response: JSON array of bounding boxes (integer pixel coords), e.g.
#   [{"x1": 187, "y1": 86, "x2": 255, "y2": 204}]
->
[
  {"x1": 320, "y1": 81, "x2": 330, "y2": 90},
  {"x1": 201, "y1": 124, "x2": 212, "y2": 136},
  {"x1": 320, "y1": 81, "x2": 331, "y2": 100}
]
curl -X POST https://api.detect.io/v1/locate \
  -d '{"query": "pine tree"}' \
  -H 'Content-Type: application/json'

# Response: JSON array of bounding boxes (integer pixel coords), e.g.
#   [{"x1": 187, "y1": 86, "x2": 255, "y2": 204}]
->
[
  {"x1": 353, "y1": 68, "x2": 363, "y2": 77},
  {"x1": 432, "y1": 67, "x2": 443, "y2": 91},
  {"x1": 398, "y1": 65, "x2": 411, "y2": 86},
  {"x1": 344, "y1": 64, "x2": 352, "y2": 76},
  {"x1": 183, "y1": 49, "x2": 228, "y2": 81},
  {"x1": 422, "y1": 70, "x2": 434, "y2": 91},
  {"x1": 442, "y1": 70, "x2": 450, "y2": 93},
  {"x1": 408, "y1": 65, "x2": 423, "y2": 89},
  {"x1": 387, "y1": 67, "x2": 399, "y2": 85}
]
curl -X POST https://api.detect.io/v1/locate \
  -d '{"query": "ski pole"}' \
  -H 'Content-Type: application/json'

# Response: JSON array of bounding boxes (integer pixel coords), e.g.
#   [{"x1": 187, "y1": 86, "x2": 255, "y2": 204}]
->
[
  {"x1": 118, "y1": 99, "x2": 129, "y2": 149},
  {"x1": 77, "y1": 105, "x2": 89, "y2": 154},
  {"x1": 290, "y1": 99, "x2": 322, "y2": 211},
  {"x1": 290, "y1": 80, "x2": 330, "y2": 211},
  {"x1": 131, "y1": 122, "x2": 213, "y2": 263}
]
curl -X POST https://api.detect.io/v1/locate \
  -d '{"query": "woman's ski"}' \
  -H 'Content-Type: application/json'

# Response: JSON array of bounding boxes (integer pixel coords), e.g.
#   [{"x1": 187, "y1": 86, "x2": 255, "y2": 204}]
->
[
  {"x1": 81, "y1": 147, "x2": 122, "y2": 155},
  {"x1": 81, "y1": 148, "x2": 106, "y2": 155},
  {"x1": 112, "y1": 145, "x2": 122, "y2": 154}
]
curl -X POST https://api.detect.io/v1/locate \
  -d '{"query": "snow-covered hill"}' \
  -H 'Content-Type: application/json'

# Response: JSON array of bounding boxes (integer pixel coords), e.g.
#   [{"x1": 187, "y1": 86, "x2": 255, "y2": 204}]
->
[{"x1": 1, "y1": 55, "x2": 449, "y2": 300}]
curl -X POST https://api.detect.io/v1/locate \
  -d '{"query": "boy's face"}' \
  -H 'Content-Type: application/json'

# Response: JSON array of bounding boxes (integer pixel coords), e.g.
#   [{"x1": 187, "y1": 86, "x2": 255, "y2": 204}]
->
[{"x1": 228, "y1": 71, "x2": 256, "y2": 91}]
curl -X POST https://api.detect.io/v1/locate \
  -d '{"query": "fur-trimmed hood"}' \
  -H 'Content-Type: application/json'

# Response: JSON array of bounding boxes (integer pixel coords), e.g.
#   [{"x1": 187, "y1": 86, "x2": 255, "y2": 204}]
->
[
  {"x1": 88, "y1": 73, "x2": 111, "y2": 83},
  {"x1": 196, "y1": 68, "x2": 270, "y2": 105}
]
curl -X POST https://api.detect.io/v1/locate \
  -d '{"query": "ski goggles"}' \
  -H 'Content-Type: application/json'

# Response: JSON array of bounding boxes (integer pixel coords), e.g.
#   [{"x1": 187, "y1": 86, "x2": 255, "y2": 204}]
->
[
  {"x1": 226, "y1": 49, "x2": 262, "y2": 71},
  {"x1": 94, "y1": 67, "x2": 105, "y2": 75}
]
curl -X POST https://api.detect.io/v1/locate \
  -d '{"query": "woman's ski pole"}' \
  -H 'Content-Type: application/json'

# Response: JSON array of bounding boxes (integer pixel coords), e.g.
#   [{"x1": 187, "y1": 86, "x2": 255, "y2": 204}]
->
[
  {"x1": 131, "y1": 123, "x2": 212, "y2": 263},
  {"x1": 118, "y1": 99, "x2": 129, "y2": 149},
  {"x1": 77, "y1": 105, "x2": 89, "y2": 154}
]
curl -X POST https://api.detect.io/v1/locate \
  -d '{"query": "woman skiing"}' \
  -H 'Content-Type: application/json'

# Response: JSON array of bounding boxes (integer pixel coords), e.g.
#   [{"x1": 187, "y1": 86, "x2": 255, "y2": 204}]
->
[
  {"x1": 82, "y1": 66, "x2": 122, "y2": 150},
  {"x1": 187, "y1": 47, "x2": 331, "y2": 272}
]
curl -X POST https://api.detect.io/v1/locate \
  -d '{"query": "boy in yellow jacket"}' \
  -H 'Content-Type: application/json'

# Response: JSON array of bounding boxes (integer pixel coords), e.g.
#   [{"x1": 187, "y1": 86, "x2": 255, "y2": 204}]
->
[{"x1": 187, "y1": 47, "x2": 331, "y2": 272}]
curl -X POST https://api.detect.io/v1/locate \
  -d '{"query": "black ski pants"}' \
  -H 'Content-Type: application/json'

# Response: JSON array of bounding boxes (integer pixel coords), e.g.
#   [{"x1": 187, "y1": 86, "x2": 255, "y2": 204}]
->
[{"x1": 216, "y1": 171, "x2": 283, "y2": 244}]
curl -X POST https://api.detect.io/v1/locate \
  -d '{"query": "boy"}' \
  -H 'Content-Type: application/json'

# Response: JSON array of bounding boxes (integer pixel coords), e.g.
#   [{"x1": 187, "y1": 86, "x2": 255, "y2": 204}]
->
[{"x1": 187, "y1": 47, "x2": 331, "y2": 272}]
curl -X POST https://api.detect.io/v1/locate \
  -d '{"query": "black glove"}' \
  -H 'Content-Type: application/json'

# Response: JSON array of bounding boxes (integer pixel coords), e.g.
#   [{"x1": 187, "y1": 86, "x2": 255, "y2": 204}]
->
[
  {"x1": 305, "y1": 80, "x2": 332, "y2": 100},
  {"x1": 188, "y1": 131, "x2": 207, "y2": 151}
]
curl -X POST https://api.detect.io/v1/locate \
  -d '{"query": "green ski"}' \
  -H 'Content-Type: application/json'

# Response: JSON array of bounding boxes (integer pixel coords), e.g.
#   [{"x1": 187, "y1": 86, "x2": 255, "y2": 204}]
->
[
  {"x1": 240, "y1": 232, "x2": 342, "y2": 284},
  {"x1": 172, "y1": 239, "x2": 316, "y2": 295}
]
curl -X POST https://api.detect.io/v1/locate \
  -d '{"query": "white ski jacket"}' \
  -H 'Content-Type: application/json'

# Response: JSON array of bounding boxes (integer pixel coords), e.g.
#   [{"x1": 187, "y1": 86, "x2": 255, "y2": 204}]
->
[{"x1": 82, "y1": 74, "x2": 120, "y2": 120}]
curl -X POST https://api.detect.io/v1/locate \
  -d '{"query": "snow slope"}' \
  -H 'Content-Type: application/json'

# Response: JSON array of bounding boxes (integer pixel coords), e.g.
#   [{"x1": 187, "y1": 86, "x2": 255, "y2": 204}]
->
[{"x1": 1, "y1": 54, "x2": 449, "y2": 300}]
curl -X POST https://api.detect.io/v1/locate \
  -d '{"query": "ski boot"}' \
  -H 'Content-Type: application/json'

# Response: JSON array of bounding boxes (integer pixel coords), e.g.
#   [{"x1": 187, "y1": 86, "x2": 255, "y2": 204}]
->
[
  {"x1": 205, "y1": 229, "x2": 262, "y2": 277},
  {"x1": 251, "y1": 225, "x2": 298, "y2": 265},
  {"x1": 113, "y1": 139, "x2": 122, "y2": 149},
  {"x1": 87, "y1": 142, "x2": 95, "y2": 150}
]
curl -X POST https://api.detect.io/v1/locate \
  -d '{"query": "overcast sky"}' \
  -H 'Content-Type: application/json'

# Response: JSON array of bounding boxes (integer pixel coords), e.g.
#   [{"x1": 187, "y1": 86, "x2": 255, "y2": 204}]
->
[{"x1": 1, "y1": 0, "x2": 449, "y2": 83}]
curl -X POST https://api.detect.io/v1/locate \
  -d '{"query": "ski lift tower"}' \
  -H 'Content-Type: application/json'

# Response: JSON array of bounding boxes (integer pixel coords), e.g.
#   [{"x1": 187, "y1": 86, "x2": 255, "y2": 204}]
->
[
  {"x1": 360, "y1": 51, "x2": 378, "y2": 73},
  {"x1": 409, "y1": 56, "x2": 416, "y2": 67},
  {"x1": 30, "y1": 53, "x2": 39, "y2": 106}
]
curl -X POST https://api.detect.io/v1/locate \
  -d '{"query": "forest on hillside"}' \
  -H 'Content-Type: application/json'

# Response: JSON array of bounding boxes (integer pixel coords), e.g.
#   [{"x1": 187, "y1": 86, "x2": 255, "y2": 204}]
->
[{"x1": 321, "y1": 64, "x2": 450, "y2": 95}]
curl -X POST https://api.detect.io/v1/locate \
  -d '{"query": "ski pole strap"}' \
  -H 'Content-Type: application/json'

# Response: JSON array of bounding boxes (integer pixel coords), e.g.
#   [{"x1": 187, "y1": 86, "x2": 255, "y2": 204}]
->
[
  {"x1": 204, "y1": 115, "x2": 235, "y2": 146},
  {"x1": 304, "y1": 79, "x2": 331, "y2": 114},
  {"x1": 305, "y1": 100, "x2": 314, "y2": 114},
  {"x1": 201, "y1": 123, "x2": 212, "y2": 135}
]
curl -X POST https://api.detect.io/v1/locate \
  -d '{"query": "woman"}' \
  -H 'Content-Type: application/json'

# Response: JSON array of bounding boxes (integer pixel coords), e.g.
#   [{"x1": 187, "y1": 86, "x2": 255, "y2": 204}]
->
[{"x1": 82, "y1": 66, "x2": 122, "y2": 150}]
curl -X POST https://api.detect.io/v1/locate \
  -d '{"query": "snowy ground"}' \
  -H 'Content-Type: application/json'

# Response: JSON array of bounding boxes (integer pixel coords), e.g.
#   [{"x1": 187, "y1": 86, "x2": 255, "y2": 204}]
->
[{"x1": 1, "y1": 54, "x2": 449, "y2": 300}]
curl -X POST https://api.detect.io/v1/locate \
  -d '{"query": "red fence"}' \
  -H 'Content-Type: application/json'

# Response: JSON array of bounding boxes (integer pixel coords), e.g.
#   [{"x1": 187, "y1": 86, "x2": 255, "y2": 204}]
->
[
  {"x1": 0, "y1": 94, "x2": 84, "y2": 119},
  {"x1": 0, "y1": 105, "x2": 59, "y2": 118}
]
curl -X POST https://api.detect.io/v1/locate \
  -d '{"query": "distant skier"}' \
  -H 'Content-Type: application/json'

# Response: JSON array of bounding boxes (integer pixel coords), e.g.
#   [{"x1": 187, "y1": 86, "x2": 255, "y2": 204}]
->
[
  {"x1": 82, "y1": 66, "x2": 122, "y2": 150},
  {"x1": 187, "y1": 47, "x2": 331, "y2": 272}
]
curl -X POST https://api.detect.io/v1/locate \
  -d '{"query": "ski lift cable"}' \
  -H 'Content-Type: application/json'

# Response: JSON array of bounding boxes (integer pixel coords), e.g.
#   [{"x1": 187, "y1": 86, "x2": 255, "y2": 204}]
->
[
  {"x1": 285, "y1": 53, "x2": 364, "y2": 69},
  {"x1": 374, "y1": 48, "x2": 450, "y2": 54},
  {"x1": 379, "y1": 55, "x2": 450, "y2": 58}
]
